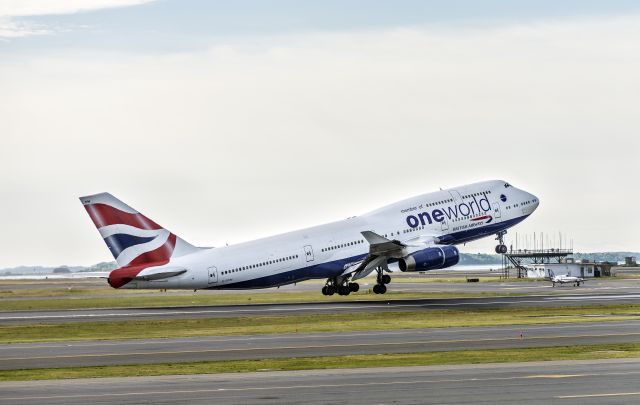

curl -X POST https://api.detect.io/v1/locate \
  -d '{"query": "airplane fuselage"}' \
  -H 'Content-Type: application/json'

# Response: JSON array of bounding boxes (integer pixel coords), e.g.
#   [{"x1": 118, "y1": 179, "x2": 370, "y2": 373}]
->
[{"x1": 105, "y1": 180, "x2": 538, "y2": 291}]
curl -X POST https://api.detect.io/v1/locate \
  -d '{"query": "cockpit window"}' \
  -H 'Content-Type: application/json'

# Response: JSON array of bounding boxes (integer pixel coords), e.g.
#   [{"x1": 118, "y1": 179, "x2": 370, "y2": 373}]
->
[{"x1": 504, "y1": 183, "x2": 511, "y2": 188}]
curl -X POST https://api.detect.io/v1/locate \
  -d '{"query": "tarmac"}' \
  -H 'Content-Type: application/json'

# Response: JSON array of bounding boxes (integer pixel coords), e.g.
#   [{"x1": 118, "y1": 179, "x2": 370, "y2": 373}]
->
[
  {"x1": 2, "y1": 358, "x2": 640, "y2": 404},
  {"x1": 3, "y1": 278, "x2": 640, "y2": 403},
  {"x1": 3, "y1": 290, "x2": 640, "y2": 324},
  {"x1": 1, "y1": 320, "x2": 639, "y2": 370}
]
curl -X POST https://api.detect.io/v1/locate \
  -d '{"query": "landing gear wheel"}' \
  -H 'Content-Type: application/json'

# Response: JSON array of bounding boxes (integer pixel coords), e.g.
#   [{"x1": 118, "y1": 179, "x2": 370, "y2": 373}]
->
[
  {"x1": 322, "y1": 286, "x2": 328, "y2": 296},
  {"x1": 349, "y1": 282, "x2": 359, "y2": 292},
  {"x1": 338, "y1": 285, "x2": 351, "y2": 296},
  {"x1": 373, "y1": 284, "x2": 387, "y2": 294},
  {"x1": 381, "y1": 274, "x2": 391, "y2": 284},
  {"x1": 325, "y1": 285, "x2": 335, "y2": 296},
  {"x1": 495, "y1": 231, "x2": 508, "y2": 254}
]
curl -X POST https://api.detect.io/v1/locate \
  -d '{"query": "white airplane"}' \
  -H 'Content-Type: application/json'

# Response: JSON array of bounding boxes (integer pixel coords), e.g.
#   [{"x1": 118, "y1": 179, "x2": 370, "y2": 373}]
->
[
  {"x1": 79, "y1": 180, "x2": 538, "y2": 295},
  {"x1": 549, "y1": 270, "x2": 585, "y2": 287}
]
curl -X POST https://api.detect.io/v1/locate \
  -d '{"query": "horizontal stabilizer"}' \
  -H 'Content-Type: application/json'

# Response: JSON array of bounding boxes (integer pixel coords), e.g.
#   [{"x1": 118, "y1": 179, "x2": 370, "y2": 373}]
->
[
  {"x1": 133, "y1": 269, "x2": 187, "y2": 281},
  {"x1": 108, "y1": 264, "x2": 187, "y2": 288}
]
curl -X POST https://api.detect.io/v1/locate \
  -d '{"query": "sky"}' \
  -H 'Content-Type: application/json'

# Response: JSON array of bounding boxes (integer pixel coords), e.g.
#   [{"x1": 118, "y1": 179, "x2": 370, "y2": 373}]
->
[{"x1": 1, "y1": 1, "x2": 639, "y2": 267}]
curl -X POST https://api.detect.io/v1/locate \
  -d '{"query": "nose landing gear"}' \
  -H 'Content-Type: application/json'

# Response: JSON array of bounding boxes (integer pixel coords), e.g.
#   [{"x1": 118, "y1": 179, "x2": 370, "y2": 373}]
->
[{"x1": 495, "y1": 230, "x2": 508, "y2": 254}]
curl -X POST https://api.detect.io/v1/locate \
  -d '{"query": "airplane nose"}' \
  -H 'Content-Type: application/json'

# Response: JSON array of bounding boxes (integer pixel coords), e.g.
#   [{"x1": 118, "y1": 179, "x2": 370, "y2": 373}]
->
[{"x1": 530, "y1": 193, "x2": 539, "y2": 210}]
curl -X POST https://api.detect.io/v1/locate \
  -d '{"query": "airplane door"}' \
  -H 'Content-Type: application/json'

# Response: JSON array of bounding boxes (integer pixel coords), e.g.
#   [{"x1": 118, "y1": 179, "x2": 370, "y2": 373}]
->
[
  {"x1": 492, "y1": 202, "x2": 502, "y2": 218},
  {"x1": 208, "y1": 266, "x2": 218, "y2": 284},
  {"x1": 303, "y1": 245, "x2": 314, "y2": 262},
  {"x1": 441, "y1": 219, "x2": 449, "y2": 231},
  {"x1": 448, "y1": 190, "x2": 462, "y2": 201}
]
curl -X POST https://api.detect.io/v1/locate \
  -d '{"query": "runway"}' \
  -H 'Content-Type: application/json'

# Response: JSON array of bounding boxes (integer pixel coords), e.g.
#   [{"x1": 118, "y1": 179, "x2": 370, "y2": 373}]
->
[
  {"x1": 3, "y1": 291, "x2": 640, "y2": 324},
  {"x1": 2, "y1": 320, "x2": 639, "y2": 370},
  {"x1": 4, "y1": 277, "x2": 640, "y2": 295},
  {"x1": 3, "y1": 358, "x2": 640, "y2": 404}
]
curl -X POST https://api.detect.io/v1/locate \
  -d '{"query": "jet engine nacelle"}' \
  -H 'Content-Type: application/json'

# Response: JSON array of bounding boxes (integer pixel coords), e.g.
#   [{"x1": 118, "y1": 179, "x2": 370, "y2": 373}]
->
[{"x1": 398, "y1": 246, "x2": 460, "y2": 272}]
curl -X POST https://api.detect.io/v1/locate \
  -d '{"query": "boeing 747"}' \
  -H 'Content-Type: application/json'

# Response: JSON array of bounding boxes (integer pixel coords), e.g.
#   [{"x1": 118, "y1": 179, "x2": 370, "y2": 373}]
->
[{"x1": 80, "y1": 180, "x2": 539, "y2": 295}]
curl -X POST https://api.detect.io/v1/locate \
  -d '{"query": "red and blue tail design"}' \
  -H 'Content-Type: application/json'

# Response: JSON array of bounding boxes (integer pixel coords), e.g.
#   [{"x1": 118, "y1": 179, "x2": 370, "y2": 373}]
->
[{"x1": 80, "y1": 193, "x2": 200, "y2": 287}]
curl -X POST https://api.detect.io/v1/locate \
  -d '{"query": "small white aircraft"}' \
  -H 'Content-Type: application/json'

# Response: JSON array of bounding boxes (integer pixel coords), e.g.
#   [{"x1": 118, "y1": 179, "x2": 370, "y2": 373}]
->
[
  {"x1": 549, "y1": 270, "x2": 585, "y2": 287},
  {"x1": 79, "y1": 180, "x2": 539, "y2": 295}
]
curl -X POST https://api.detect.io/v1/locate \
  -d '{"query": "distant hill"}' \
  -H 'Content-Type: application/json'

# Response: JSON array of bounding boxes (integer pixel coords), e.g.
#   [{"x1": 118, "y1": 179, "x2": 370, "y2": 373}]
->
[
  {"x1": 0, "y1": 262, "x2": 117, "y2": 276},
  {"x1": 459, "y1": 253, "x2": 502, "y2": 265}
]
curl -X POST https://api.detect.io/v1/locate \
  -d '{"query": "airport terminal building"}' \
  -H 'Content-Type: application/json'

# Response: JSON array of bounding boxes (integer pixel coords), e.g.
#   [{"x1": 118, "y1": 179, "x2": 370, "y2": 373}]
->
[{"x1": 526, "y1": 261, "x2": 600, "y2": 279}]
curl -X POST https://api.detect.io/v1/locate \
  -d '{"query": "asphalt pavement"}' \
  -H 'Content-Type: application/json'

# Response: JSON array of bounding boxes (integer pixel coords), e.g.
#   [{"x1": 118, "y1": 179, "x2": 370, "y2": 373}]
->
[
  {"x1": 3, "y1": 358, "x2": 640, "y2": 404},
  {"x1": 2, "y1": 291, "x2": 640, "y2": 324},
  {"x1": 2, "y1": 320, "x2": 639, "y2": 370}
]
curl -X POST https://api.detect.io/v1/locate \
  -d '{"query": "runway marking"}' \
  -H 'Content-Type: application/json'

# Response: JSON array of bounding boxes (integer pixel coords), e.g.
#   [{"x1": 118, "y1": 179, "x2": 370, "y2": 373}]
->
[
  {"x1": 4, "y1": 371, "x2": 639, "y2": 401},
  {"x1": 524, "y1": 374, "x2": 583, "y2": 378},
  {"x1": 557, "y1": 392, "x2": 640, "y2": 398},
  {"x1": 3, "y1": 332, "x2": 640, "y2": 363},
  {"x1": 554, "y1": 294, "x2": 640, "y2": 300}
]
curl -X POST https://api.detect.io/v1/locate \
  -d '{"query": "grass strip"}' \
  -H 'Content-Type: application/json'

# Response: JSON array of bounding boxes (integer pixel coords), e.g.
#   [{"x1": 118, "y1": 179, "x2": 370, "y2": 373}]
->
[
  {"x1": 0, "y1": 290, "x2": 522, "y2": 311},
  {"x1": 2, "y1": 343, "x2": 640, "y2": 381},
  {"x1": 2, "y1": 304, "x2": 640, "y2": 344}
]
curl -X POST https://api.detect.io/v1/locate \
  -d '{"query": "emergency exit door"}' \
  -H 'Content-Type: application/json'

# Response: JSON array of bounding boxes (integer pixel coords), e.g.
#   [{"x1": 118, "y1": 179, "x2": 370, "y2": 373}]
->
[
  {"x1": 208, "y1": 266, "x2": 218, "y2": 284},
  {"x1": 303, "y1": 245, "x2": 314, "y2": 262},
  {"x1": 492, "y1": 202, "x2": 502, "y2": 218}
]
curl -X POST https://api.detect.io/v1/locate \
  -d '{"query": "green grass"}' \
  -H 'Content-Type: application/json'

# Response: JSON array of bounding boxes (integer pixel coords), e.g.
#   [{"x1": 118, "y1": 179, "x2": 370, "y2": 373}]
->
[
  {"x1": 2, "y1": 343, "x2": 640, "y2": 381},
  {"x1": 0, "y1": 287, "x2": 159, "y2": 298},
  {"x1": 0, "y1": 290, "x2": 524, "y2": 311},
  {"x1": 3, "y1": 304, "x2": 640, "y2": 344}
]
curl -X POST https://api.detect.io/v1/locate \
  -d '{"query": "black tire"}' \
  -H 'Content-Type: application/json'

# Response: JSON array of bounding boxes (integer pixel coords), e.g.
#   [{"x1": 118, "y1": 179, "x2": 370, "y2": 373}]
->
[
  {"x1": 381, "y1": 274, "x2": 391, "y2": 284},
  {"x1": 339, "y1": 286, "x2": 351, "y2": 296},
  {"x1": 326, "y1": 285, "x2": 335, "y2": 296},
  {"x1": 378, "y1": 284, "x2": 387, "y2": 294},
  {"x1": 373, "y1": 284, "x2": 381, "y2": 294},
  {"x1": 349, "y1": 282, "x2": 359, "y2": 292},
  {"x1": 321, "y1": 286, "x2": 328, "y2": 296}
]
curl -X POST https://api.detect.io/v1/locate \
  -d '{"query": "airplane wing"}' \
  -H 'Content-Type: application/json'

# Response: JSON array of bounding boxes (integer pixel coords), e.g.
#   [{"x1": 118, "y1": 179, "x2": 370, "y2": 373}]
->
[{"x1": 347, "y1": 231, "x2": 438, "y2": 280}]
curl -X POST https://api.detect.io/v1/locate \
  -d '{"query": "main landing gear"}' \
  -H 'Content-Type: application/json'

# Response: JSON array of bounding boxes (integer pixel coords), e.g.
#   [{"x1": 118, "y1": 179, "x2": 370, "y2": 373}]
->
[
  {"x1": 495, "y1": 230, "x2": 508, "y2": 254},
  {"x1": 373, "y1": 267, "x2": 390, "y2": 294},
  {"x1": 321, "y1": 267, "x2": 391, "y2": 296},
  {"x1": 322, "y1": 277, "x2": 359, "y2": 296}
]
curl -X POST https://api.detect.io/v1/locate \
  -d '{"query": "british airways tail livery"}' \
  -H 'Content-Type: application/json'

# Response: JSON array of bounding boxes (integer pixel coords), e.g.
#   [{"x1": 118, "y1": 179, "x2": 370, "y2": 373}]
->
[{"x1": 80, "y1": 180, "x2": 538, "y2": 295}]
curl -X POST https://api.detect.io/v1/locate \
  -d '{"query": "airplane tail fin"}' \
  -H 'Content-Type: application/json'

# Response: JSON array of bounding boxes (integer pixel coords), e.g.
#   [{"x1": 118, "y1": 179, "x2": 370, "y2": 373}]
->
[{"x1": 79, "y1": 193, "x2": 201, "y2": 268}]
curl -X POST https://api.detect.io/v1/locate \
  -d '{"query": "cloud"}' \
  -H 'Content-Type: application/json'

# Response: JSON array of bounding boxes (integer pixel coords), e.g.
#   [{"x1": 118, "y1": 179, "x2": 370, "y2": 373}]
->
[
  {"x1": 0, "y1": 17, "x2": 51, "y2": 38},
  {"x1": 0, "y1": 15, "x2": 639, "y2": 265},
  {"x1": 0, "y1": 0, "x2": 155, "y2": 17},
  {"x1": 0, "y1": 0, "x2": 155, "y2": 38}
]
